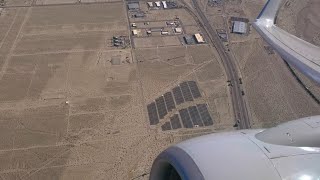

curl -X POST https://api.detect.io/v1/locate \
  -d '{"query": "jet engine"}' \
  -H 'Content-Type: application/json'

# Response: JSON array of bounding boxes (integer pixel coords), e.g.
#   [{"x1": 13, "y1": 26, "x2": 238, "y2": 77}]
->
[{"x1": 150, "y1": 116, "x2": 320, "y2": 180}]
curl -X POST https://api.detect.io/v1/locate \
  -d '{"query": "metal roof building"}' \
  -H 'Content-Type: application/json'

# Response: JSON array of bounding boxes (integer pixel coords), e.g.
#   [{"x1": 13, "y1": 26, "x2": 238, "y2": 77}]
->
[
  {"x1": 132, "y1": 29, "x2": 139, "y2": 36},
  {"x1": 127, "y1": 3, "x2": 139, "y2": 10},
  {"x1": 162, "y1": 1, "x2": 167, "y2": 9},
  {"x1": 184, "y1": 35, "x2": 195, "y2": 45},
  {"x1": 194, "y1": 33, "x2": 205, "y2": 43},
  {"x1": 232, "y1": 21, "x2": 247, "y2": 34},
  {"x1": 155, "y1": 1, "x2": 161, "y2": 7},
  {"x1": 147, "y1": 2, "x2": 153, "y2": 7},
  {"x1": 174, "y1": 28, "x2": 182, "y2": 34}
]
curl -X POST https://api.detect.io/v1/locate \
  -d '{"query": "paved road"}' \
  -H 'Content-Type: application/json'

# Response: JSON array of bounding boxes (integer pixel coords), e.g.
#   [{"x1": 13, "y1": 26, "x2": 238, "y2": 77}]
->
[{"x1": 184, "y1": 0, "x2": 250, "y2": 129}]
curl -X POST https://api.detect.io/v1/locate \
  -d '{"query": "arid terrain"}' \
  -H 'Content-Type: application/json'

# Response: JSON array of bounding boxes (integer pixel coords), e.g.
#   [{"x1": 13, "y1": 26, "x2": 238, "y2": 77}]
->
[
  {"x1": 0, "y1": 0, "x2": 319, "y2": 179},
  {"x1": 0, "y1": 0, "x2": 233, "y2": 179}
]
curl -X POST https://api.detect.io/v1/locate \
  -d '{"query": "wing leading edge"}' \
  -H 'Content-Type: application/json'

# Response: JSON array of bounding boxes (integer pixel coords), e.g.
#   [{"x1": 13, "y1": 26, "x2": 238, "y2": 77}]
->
[{"x1": 253, "y1": 0, "x2": 320, "y2": 84}]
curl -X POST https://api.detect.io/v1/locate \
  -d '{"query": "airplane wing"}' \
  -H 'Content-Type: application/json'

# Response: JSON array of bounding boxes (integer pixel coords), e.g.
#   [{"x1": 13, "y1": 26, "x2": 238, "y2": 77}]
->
[{"x1": 253, "y1": 0, "x2": 320, "y2": 84}]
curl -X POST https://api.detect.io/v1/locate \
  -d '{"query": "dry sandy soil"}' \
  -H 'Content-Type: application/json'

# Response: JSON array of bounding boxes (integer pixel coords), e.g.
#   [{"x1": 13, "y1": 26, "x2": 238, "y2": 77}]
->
[
  {"x1": 278, "y1": 0, "x2": 320, "y2": 46},
  {"x1": 0, "y1": 0, "x2": 318, "y2": 179},
  {"x1": 0, "y1": 1, "x2": 233, "y2": 179}
]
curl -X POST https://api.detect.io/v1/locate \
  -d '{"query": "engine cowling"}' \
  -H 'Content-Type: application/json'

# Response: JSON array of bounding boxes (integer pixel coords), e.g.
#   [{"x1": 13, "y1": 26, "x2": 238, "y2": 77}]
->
[{"x1": 150, "y1": 116, "x2": 320, "y2": 180}]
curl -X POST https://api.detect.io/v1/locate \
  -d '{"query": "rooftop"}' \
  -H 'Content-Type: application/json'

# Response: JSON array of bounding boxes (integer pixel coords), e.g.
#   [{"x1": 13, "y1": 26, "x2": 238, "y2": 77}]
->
[
  {"x1": 232, "y1": 21, "x2": 247, "y2": 34},
  {"x1": 127, "y1": 3, "x2": 139, "y2": 10}
]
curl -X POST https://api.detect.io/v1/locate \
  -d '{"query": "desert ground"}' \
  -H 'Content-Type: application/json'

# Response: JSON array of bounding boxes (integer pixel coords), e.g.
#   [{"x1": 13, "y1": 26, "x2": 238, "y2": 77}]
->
[
  {"x1": 0, "y1": 0, "x2": 233, "y2": 179},
  {"x1": 0, "y1": 0, "x2": 319, "y2": 179}
]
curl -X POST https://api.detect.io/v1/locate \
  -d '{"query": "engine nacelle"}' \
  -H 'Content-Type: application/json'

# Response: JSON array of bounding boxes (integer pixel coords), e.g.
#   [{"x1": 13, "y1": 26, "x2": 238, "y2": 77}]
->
[{"x1": 150, "y1": 116, "x2": 320, "y2": 180}]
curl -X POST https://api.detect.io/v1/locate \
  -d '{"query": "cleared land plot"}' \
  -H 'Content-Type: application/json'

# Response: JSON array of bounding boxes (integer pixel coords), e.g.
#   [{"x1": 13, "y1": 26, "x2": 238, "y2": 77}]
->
[
  {"x1": 23, "y1": 3, "x2": 127, "y2": 34},
  {"x1": 14, "y1": 32, "x2": 108, "y2": 54},
  {"x1": 36, "y1": 0, "x2": 78, "y2": 5},
  {"x1": 3, "y1": 0, "x2": 33, "y2": 6},
  {"x1": 0, "y1": 8, "x2": 28, "y2": 56},
  {"x1": 158, "y1": 46, "x2": 187, "y2": 65},
  {"x1": 134, "y1": 36, "x2": 181, "y2": 48},
  {"x1": 27, "y1": 3, "x2": 125, "y2": 26},
  {"x1": 207, "y1": 15, "x2": 226, "y2": 29},
  {"x1": 196, "y1": 61, "x2": 223, "y2": 82},
  {"x1": 188, "y1": 45, "x2": 216, "y2": 64},
  {"x1": 184, "y1": 25, "x2": 202, "y2": 34},
  {"x1": 130, "y1": 9, "x2": 197, "y2": 26},
  {"x1": 81, "y1": 0, "x2": 122, "y2": 2},
  {"x1": 0, "y1": 73, "x2": 32, "y2": 102},
  {"x1": 137, "y1": 56, "x2": 196, "y2": 101},
  {"x1": 0, "y1": 8, "x2": 19, "y2": 46}
]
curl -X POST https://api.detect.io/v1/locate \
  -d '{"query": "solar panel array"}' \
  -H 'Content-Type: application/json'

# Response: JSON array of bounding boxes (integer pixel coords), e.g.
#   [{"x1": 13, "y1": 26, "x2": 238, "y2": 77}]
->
[
  {"x1": 172, "y1": 86, "x2": 184, "y2": 105},
  {"x1": 164, "y1": 92, "x2": 175, "y2": 112},
  {"x1": 188, "y1": 81, "x2": 201, "y2": 98},
  {"x1": 180, "y1": 82, "x2": 193, "y2": 101},
  {"x1": 197, "y1": 104, "x2": 213, "y2": 126},
  {"x1": 155, "y1": 96, "x2": 167, "y2": 119},
  {"x1": 161, "y1": 104, "x2": 213, "y2": 131},
  {"x1": 179, "y1": 108, "x2": 193, "y2": 128},
  {"x1": 188, "y1": 106, "x2": 203, "y2": 127},
  {"x1": 147, "y1": 81, "x2": 204, "y2": 127},
  {"x1": 147, "y1": 102, "x2": 159, "y2": 125},
  {"x1": 170, "y1": 114, "x2": 182, "y2": 129},
  {"x1": 161, "y1": 122, "x2": 172, "y2": 131}
]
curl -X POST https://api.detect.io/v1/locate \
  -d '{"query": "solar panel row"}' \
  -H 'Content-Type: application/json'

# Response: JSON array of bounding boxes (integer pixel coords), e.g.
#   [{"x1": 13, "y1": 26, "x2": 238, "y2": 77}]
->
[
  {"x1": 147, "y1": 102, "x2": 159, "y2": 125},
  {"x1": 147, "y1": 81, "x2": 204, "y2": 127},
  {"x1": 172, "y1": 86, "x2": 185, "y2": 105},
  {"x1": 180, "y1": 82, "x2": 193, "y2": 101},
  {"x1": 170, "y1": 114, "x2": 182, "y2": 129},
  {"x1": 155, "y1": 96, "x2": 167, "y2": 119},
  {"x1": 197, "y1": 104, "x2": 213, "y2": 126},
  {"x1": 188, "y1": 106, "x2": 203, "y2": 127},
  {"x1": 179, "y1": 108, "x2": 193, "y2": 128},
  {"x1": 187, "y1": 81, "x2": 201, "y2": 98},
  {"x1": 164, "y1": 92, "x2": 176, "y2": 112},
  {"x1": 161, "y1": 122, "x2": 172, "y2": 131}
]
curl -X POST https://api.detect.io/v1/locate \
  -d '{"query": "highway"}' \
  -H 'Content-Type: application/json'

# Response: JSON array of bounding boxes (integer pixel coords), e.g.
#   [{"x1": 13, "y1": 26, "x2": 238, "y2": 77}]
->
[{"x1": 182, "y1": 0, "x2": 250, "y2": 129}]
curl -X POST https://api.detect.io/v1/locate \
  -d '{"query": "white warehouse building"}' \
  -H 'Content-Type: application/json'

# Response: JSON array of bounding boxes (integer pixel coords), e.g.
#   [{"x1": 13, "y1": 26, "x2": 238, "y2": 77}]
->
[
  {"x1": 232, "y1": 21, "x2": 247, "y2": 34},
  {"x1": 162, "y1": 1, "x2": 167, "y2": 9}
]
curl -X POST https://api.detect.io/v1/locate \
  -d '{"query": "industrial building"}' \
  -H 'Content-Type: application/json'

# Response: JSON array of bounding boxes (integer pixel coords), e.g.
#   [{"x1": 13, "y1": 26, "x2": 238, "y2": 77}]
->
[
  {"x1": 161, "y1": 31, "x2": 169, "y2": 35},
  {"x1": 147, "y1": 2, "x2": 153, "y2": 7},
  {"x1": 174, "y1": 27, "x2": 182, "y2": 34},
  {"x1": 194, "y1": 33, "x2": 205, "y2": 43},
  {"x1": 150, "y1": 27, "x2": 163, "y2": 32},
  {"x1": 184, "y1": 35, "x2": 196, "y2": 45},
  {"x1": 133, "y1": 12, "x2": 145, "y2": 18},
  {"x1": 127, "y1": 3, "x2": 139, "y2": 10},
  {"x1": 132, "y1": 29, "x2": 139, "y2": 36},
  {"x1": 162, "y1": 1, "x2": 167, "y2": 9},
  {"x1": 232, "y1": 21, "x2": 247, "y2": 34},
  {"x1": 155, "y1": 1, "x2": 161, "y2": 7}
]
